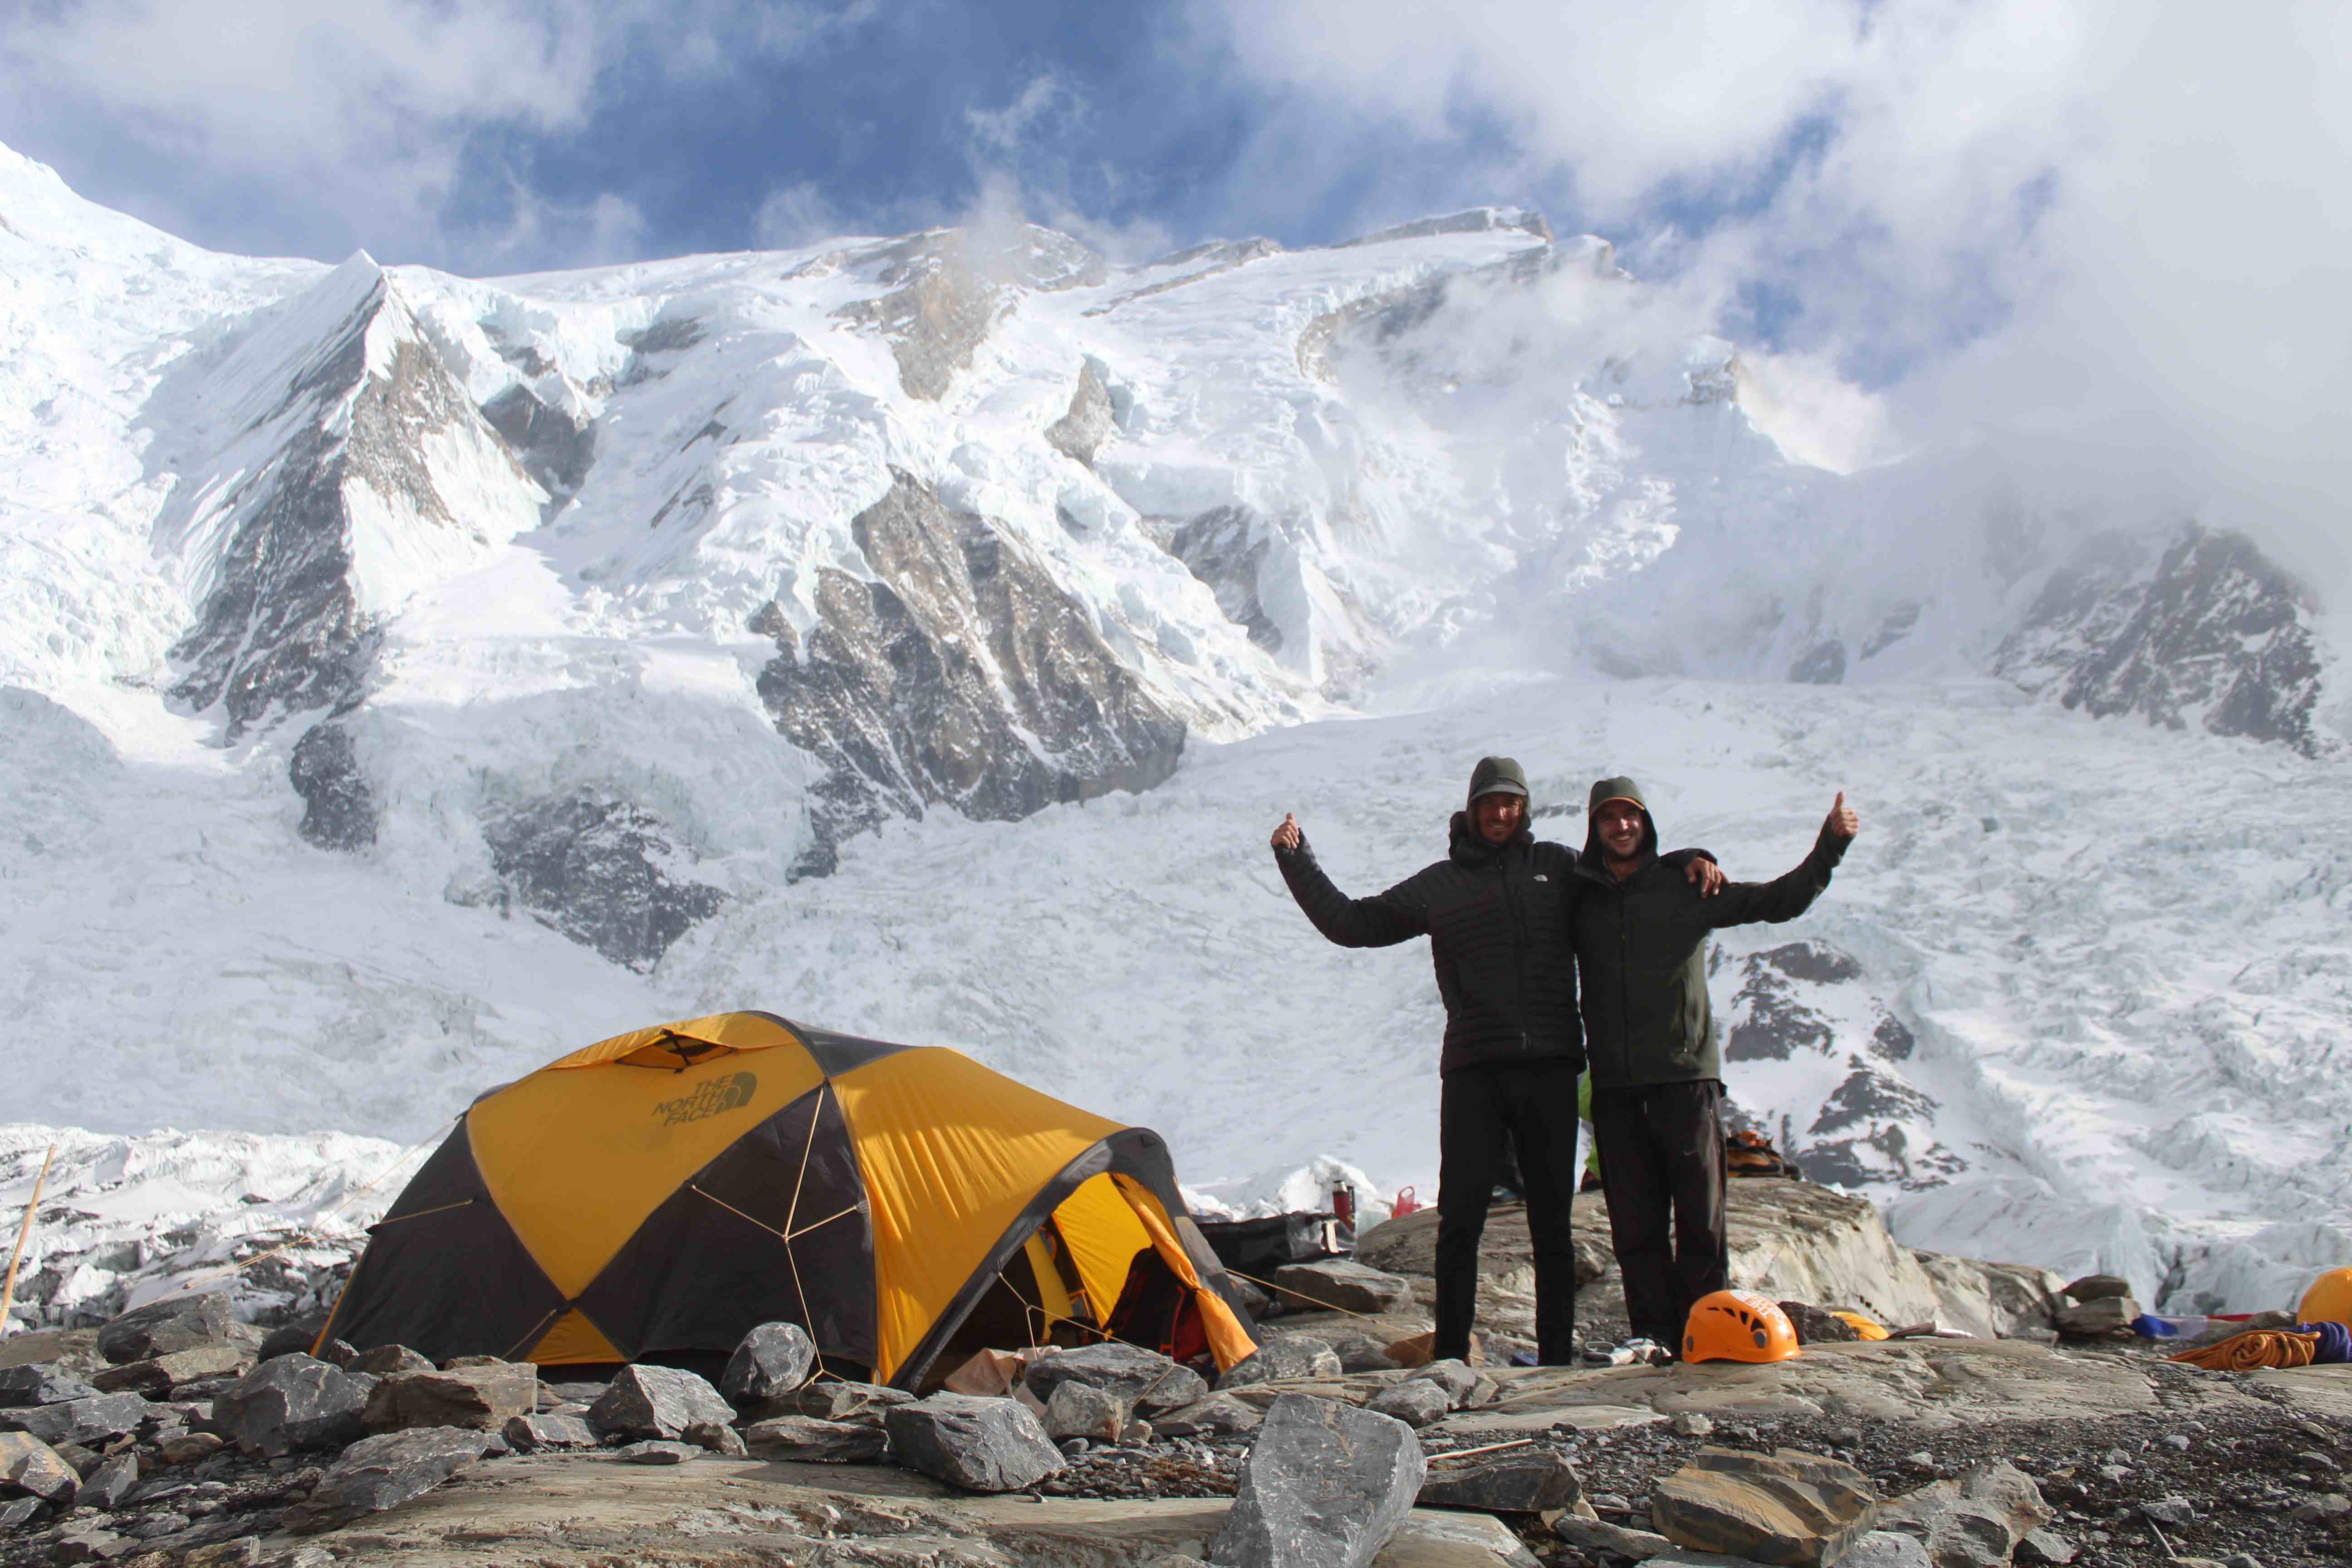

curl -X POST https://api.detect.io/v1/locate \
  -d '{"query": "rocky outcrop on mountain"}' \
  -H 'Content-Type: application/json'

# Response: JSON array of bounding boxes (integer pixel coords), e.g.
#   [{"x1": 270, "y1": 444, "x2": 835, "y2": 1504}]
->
[
  {"x1": 477, "y1": 792, "x2": 725, "y2": 972},
  {"x1": 835, "y1": 226, "x2": 1106, "y2": 401},
  {"x1": 287, "y1": 723, "x2": 374, "y2": 852},
  {"x1": 1045, "y1": 359, "x2": 1116, "y2": 466},
  {"x1": 1994, "y1": 524, "x2": 2328, "y2": 755},
  {"x1": 478, "y1": 383, "x2": 595, "y2": 511},
  {"x1": 1146, "y1": 506, "x2": 1284, "y2": 652},
  {"x1": 755, "y1": 470, "x2": 1186, "y2": 875}
]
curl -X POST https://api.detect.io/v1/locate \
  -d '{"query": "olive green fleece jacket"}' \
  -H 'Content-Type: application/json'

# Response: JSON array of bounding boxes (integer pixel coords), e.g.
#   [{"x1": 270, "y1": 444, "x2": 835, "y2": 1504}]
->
[{"x1": 1570, "y1": 775, "x2": 1849, "y2": 1089}]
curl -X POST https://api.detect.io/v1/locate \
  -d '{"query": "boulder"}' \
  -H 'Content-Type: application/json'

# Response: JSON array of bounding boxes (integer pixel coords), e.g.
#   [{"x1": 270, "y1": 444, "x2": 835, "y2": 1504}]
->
[
  {"x1": 1419, "y1": 1447, "x2": 1582, "y2": 1513},
  {"x1": 79, "y1": 1448, "x2": 140, "y2": 1510},
  {"x1": 1909, "y1": 1254, "x2": 2063, "y2": 1341},
  {"x1": 1651, "y1": 1447, "x2": 1880, "y2": 1567},
  {"x1": 2054, "y1": 1298, "x2": 2138, "y2": 1336},
  {"x1": 2014, "y1": 1528, "x2": 2077, "y2": 1565},
  {"x1": 91, "y1": 1345, "x2": 251, "y2": 1398},
  {"x1": 352, "y1": 1345, "x2": 436, "y2": 1378},
  {"x1": 784, "y1": 1380, "x2": 915, "y2": 1426},
  {"x1": 1841, "y1": 1534, "x2": 1933, "y2": 1568},
  {"x1": 1153, "y1": 1393, "x2": 1264, "y2": 1437},
  {"x1": 213, "y1": 1356, "x2": 369, "y2": 1457},
  {"x1": 1216, "y1": 1335, "x2": 1343, "y2": 1389},
  {"x1": 2060, "y1": 1274, "x2": 2132, "y2": 1303},
  {"x1": 1404, "y1": 1358, "x2": 1480, "y2": 1409},
  {"x1": 1269, "y1": 1259, "x2": 1415, "y2": 1315},
  {"x1": 50, "y1": 1523, "x2": 127, "y2": 1561},
  {"x1": 257, "y1": 1319, "x2": 329, "y2": 1362},
  {"x1": 586, "y1": 1364, "x2": 734, "y2": 1441},
  {"x1": 1022, "y1": 1342, "x2": 1208, "y2": 1415},
  {"x1": 0, "y1": 1495, "x2": 42, "y2": 1530},
  {"x1": 1327, "y1": 1335, "x2": 1401, "y2": 1374},
  {"x1": 363, "y1": 1362, "x2": 538, "y2": 1433},
  {"x1": 157, "y1": 1431, "x2": 225, "y2": 1464},
  {"x1": 720, "y1": 1322, "x2": 817, "y2": 1407},
  {"x1": 740, "y1": 1415, "x2": 891, "y2": 1463},
  {"x1": 1207, "y1": 1394, "x2": 1424, "y2": 1568},
  {"x1": 1043, "y1": 1380, "x2": 1131, "y2": 1443},
  {"x1": 1876, "y1": 1461, "x2": 2052, "y2": 1568},
  {"x1": 0, "y1": 1363, "x2": 100, "y2": 1407},
  {"x1": 683, "y1": 1419, "x2": 748, "y2": 1456},
  {"x1": 1365, "y1": 1380, "x2": 1450, "y2": 1428},
  {"x1": 883, "y1": 1393, "x2": 1066, "y2": 1493},
  {"x1": 283, "y1": 1426, "x2": 488, "y2": 1534},
  {"x1": 0, "y1": 1392, "x2": 152, "y2": 1448},
  {"x1": 0, "y1": 1430, "x2": 78, "y2": 1505},
  {"x1": 615, "y1": 1440, "x2": 699, "y2": 1464},
  {"x1": 501, "y1": 1412, "x2": 598, "y2": 1451},
  {"x1": 96, "y1": 1293, "x2": 235, "y2": 1365},
  {"x1": 1554, "y1": 1513, "x2": 1676, "y2": 1560}
]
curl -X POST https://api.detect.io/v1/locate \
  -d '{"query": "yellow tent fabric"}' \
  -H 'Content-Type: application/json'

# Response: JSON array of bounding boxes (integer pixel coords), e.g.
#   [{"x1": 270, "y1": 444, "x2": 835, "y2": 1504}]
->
[{"x1": 320, "y1": 1011, "x2": 1259, "y2": 1389}]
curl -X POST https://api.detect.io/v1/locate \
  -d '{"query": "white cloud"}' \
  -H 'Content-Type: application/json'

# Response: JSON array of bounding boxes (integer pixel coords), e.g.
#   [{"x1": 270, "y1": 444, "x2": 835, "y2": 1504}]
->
[
  {"x1": 752, "y1": 180, "x2": 852, "y2": 250},
  {"x1": 1212, "y1": 0, "x2": 2352, "y2": 599}
]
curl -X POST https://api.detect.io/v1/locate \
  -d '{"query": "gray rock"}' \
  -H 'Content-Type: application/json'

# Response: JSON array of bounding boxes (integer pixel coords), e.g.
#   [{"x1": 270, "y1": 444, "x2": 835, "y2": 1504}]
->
[
  {"x1": 314, "y1": 1339, "x2": 360, "y2": 1371},
  {"x1": 540, "y1": 1380, "x2": 609, "y2": 1407},
  {"x1": 614, "y1": 1440, "x2": 699, "y2": 1464},
  {"x1": 96, "y1": 1293, "x2": 234, "y2": 1365},
  {"x1": 1152, "y1": 1393, "x2": 1264, "y2": 1437},
  {"x1": 1043, "y1": 1380, "x2": 1131, "y2": 1443},
  {"x1": 1216, "y1": 1336, "x2": 1343, "y2": 1390},
  {"x1": 351, "y1": 1345, "x2": 435, "y2": 1378},
  {"x1": 90, "y1": 1345, "x2": 251, "y2": 1398},
  {"x1": 256, "y1": 1323, "x2": 326, "y2": 1363},
  {"x1": 2220, "y1": 1556, "x2": 2264, "y2": 1568},
  {"x1": 1779, "y1": 1303, "x2": 1863, "y2": 1345},
  {"x1": 0, "y1": 1430, "x2": 78, "y2": 1504},
  {"x1": 479, "y1": 790, "x2": 726, "y2": 972},
  {"x1": 1268, "y1": 1259, "x2": 1414, "y2": 1315},
  {"x1": 740, "y1": 1415, "x2": 890, "y2": 1464},
  {"x1": 586, "y1": 1364, "x2": 734, "y2": 1441},
  {"x1": 1418, "y1": 1447, "x2": 1581, "y2": 1513},
  {"x1": 79, "y1": 1448, "x2": 140, "y2": 1510},
  {"x1": 282, "y1": 1426, "x2": 487, "y2": 1533},
  {"x1": 2139, "y1": 1496, "x2": 2194, "y2": 1527},
  {"x1": 1207, "y1": 1394, "x2": 1424, "y2": 1568},
  {"x1": 362, "y1": 1362, "x2": 538, "y2": 1433},
  {"x1": 183, "y1": 1542, "x2": 265, "y2": 1568},
  {"x1": 0, "y1": 1363, "x2": 99, "y2": 1408},
  {"x1": 2053, "y1": 1297, "x2": 2138, "y2": 1336},
  {"x1": 1044, "y1": 359, "x2": 1115, "y2": 466},
  {"x1": 883, "y1": 1393, "x2": 1065, "y2": 1494},
  {"x1": 1553, "y1": 1514, "x2": 1676, "y2": 1560},
  {"x1": 1326, "y1": 1335, "x2": 1400, "y2": 1374},
  {"x1": 1877, "y1": 1461, "x2": 2052, "y2": 1568},
  {"x1": 2015, "y1": 1528, "x2": 2077, "y2": 1565},
  {"x1": 0, "y1": 1392, "x2": 152, "y2": 1448},
  {"x1": 781, "y1": 1380, "x2": 915, "y2": 1426},
  {"x1": 2058, "y1": 1274, "x2": 2132, "y2": 1303},
  {"x1": 1404, "y1": 1358, "x2": 1479, "y2": 1410},
  {"x1": 720, "y1": 1322, "x2": 817, "y2": 1407},
  {"x1": 157, "y1": 1431, "x2": 226, "y2": 1464},
  {"x1": 682, "y1": 1420, "x2": 747, "y2": 1457},
  {"x1": 214, "y1": 1355, "x2": 368, "y2": 1457},
  {"x1": 1364, "y1": 1380, "x2": 1449, "y2": 1428},
  {"x1": 0, "y1": 1494, "x2": 42, "y2": 1530},
  {"x1": 1651, "y1": 1447, "x2": 1879, "y2": 1567},
  {"x1": 1840, "y1": 1533, "x2": 1932, "y2": 1568},
  {"x1": 49, "y1": 1523, "x2": 127, "y2": 1561},
  {"x1": 1024, "y1": 1342, "x2": 1208, "y2": 1415},
  {"x1": 500, "y1": 1412, "x2": 597, "y2": 1451},
  {"x1": 1672, "y1": 1412, "x2": 1717, "y2": 1438}
]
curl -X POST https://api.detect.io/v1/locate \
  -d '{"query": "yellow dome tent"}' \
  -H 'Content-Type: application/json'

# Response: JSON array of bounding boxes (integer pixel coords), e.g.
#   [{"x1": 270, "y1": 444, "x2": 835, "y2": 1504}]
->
[{"x1": 319, "y1": 1012, "x2": 1259, "y2": 1388}]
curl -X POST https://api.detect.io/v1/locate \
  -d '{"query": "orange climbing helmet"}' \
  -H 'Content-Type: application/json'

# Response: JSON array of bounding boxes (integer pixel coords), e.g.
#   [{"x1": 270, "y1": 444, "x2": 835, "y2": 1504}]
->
[
  {"x1": 2298, "y1": 1267, "x2": 2352, "y2": 1326},
  {"x1": 1684, "y1": 1289, "x2": 1801, "y2": 1363}
]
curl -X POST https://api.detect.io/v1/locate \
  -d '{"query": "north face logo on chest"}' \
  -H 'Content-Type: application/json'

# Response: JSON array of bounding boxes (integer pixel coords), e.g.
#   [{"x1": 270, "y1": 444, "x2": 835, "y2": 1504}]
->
[{"x1": 1533, "y1": 874, "x2": 1549, "y2": 882}]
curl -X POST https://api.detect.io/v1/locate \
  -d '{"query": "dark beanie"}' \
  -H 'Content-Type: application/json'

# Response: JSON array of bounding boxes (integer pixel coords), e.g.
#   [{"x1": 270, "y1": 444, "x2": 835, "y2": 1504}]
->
[{"x1": 1467, "y1": 755, "x2": 1530, "y2": 807}]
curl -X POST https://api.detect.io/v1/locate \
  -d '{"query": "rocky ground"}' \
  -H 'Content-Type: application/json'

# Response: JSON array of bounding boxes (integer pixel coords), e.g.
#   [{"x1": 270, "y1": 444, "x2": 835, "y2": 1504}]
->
[{"x1": 4, "y1": 1179, "x2": 2347, "y2": 1567}]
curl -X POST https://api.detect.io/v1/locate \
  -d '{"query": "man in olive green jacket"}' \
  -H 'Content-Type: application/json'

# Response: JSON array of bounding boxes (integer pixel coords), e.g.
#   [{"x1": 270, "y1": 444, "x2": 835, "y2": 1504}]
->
[{"x1": 1571, "y1": 775, "x2": 1859, "y2": 1354}]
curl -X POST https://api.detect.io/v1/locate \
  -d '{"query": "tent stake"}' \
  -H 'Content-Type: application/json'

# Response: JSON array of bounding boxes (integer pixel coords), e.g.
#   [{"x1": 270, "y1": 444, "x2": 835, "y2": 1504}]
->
[{"x1": 0, "y1": 1142, "x2": 58, "y2": 1341}]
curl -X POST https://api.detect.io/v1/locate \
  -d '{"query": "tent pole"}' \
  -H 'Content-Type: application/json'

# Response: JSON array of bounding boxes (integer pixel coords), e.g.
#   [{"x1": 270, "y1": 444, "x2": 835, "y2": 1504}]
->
[{"x1": 0, "y1": 1142, "x2": 58, "y2": 1341}]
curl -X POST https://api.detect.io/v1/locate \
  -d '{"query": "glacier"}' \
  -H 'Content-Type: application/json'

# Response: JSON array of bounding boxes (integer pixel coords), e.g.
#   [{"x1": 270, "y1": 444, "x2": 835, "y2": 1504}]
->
[{"x1": 0, "y1": 135, "x2": 2346, "y2": 1332}]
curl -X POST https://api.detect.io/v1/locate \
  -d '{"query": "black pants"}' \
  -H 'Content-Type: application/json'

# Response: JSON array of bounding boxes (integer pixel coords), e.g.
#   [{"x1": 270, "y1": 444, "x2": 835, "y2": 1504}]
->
[
  {"x1": 1590, "y1": 1078, "x2": 1728, "y2": 1348},
  {"x1": 1434, "y1": 1058, "x2": 1583, "y2": 1365}
]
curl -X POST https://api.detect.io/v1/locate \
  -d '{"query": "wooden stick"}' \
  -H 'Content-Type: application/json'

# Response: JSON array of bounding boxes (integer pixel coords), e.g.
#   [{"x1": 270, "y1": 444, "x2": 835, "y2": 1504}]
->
[
  {"x1": 0, "y1": 1143, "x2": 58, "y2": 1341},
  {"x1": 1425, "y1": 1437, "x2": 1537, "y2": 1465}
]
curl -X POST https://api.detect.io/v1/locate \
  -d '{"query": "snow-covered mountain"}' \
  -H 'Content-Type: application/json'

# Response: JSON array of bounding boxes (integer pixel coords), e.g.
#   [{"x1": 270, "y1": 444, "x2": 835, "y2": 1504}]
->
[{"x1": 2, "y1": 137, "x2": 2345, "y2": 1326}]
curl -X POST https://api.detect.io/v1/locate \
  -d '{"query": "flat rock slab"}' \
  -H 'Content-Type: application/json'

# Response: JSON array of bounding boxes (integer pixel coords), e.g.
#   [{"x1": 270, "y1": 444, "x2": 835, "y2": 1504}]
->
[
  {"x1": 203, "y1": 1453, "x2": 1539, "y2": 1566},
  {"x1": 1436, "y1": 1402, "x2": 1666, "y2": 1436},
  {"x1": 284, "y1": 1426, "x2": 490, "y2": 1534},
  {"x1": 1025, "y1": 1341, "x2": 1209, "y2": 1416},
  {"x1": 588, "y1": 1364, "x2": 734, "y2": 1441},
  {"x1": 0, "y1": 1363, "x2": 100, "y2": 1407},
  {"x1": 2246, "y1": 1364, "x2": 2352, "y2": 1420},
  {"x1": 1218, "y1": 1336, "x2": 1344, "y2": 1390},
  {"x1": 1418, "y1": 1448, "x2": 1581, "y2": 1513},
  {"x1": 0, "y1": 1390, "x2": 154, "y2": 1448},
  {"x1": 885, "y1": 1393, "x2": 1065, "y2": 1493},
  {"x1": 1653, "y1": 1447, "x2": 1879, "y2": 1568},
  {"x1": 741, "y1": 1415, "x2": 890, "y2": 1464},
  {"x1": 97, "y1": 1291, "x2": 234, "y2": 1364},
  {"x1": 1272, "y1": 1260, "x2": 1417, "y2": 1315},
  {"x1": 365, "y1": 1362, "x2": 539, "y2": 1433},
  {"x1": 0, "y1": 1429, "x2": 79, "y2": 1504},
  {"x1": 216, "y1": 1355, "x2": 369, "y2": 1456},
  {"x1": 90, "y1": 1343, "x2": 251, "y2": 1397}
]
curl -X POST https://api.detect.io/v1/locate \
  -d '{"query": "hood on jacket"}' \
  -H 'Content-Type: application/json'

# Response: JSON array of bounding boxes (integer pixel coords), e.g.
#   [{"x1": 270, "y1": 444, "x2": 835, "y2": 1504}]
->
[
  {"x1": 1583, "y1": 774, "x2": 1661, "y2": 865},
  {"x1": 1465, "y1": 755, "x2": 1530, "y2": 808}
]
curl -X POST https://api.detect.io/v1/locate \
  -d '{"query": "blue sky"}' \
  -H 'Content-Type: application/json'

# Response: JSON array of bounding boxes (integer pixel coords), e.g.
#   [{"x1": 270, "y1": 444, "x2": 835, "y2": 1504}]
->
[{"x1": 3, "y1": 0, "x2": 2345, "y2": 587}]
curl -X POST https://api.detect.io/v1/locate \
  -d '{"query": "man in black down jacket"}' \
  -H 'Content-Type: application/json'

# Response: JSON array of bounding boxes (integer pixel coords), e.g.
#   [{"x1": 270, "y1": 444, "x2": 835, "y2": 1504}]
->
[
  {"x1": 1269, "y1": 756, "x2": 1720, "y2": 1364},
  {"x1": 1571, "y1": 774, "x2": 1858, "y2": 1355}
]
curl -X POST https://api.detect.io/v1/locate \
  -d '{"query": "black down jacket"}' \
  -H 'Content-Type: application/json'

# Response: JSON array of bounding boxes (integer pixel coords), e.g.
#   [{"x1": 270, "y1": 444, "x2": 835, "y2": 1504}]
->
[{"x1": 1274, "y1": 814, "x2": 1709, "y2": 1076}]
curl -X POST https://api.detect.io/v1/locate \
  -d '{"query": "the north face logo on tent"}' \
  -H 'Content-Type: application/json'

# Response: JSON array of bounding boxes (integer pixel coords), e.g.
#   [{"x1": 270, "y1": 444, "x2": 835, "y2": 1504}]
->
[{"x1": 655, "y1": 1071, "x2": 757, "y2": 1126}]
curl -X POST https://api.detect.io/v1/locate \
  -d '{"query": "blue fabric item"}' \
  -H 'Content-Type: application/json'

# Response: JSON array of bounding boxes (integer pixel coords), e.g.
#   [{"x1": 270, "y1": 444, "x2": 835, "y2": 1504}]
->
[
  {"x1": 1509, "y1": 1350, "x2": 1539, "y2": 1367},
  {"x1": 2301, "y1": 1320, "x2": 2352, "y2": 1364},
  {"x1": 2132, "y1": 1314, "x2": 2194, "y2": 1338}
]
